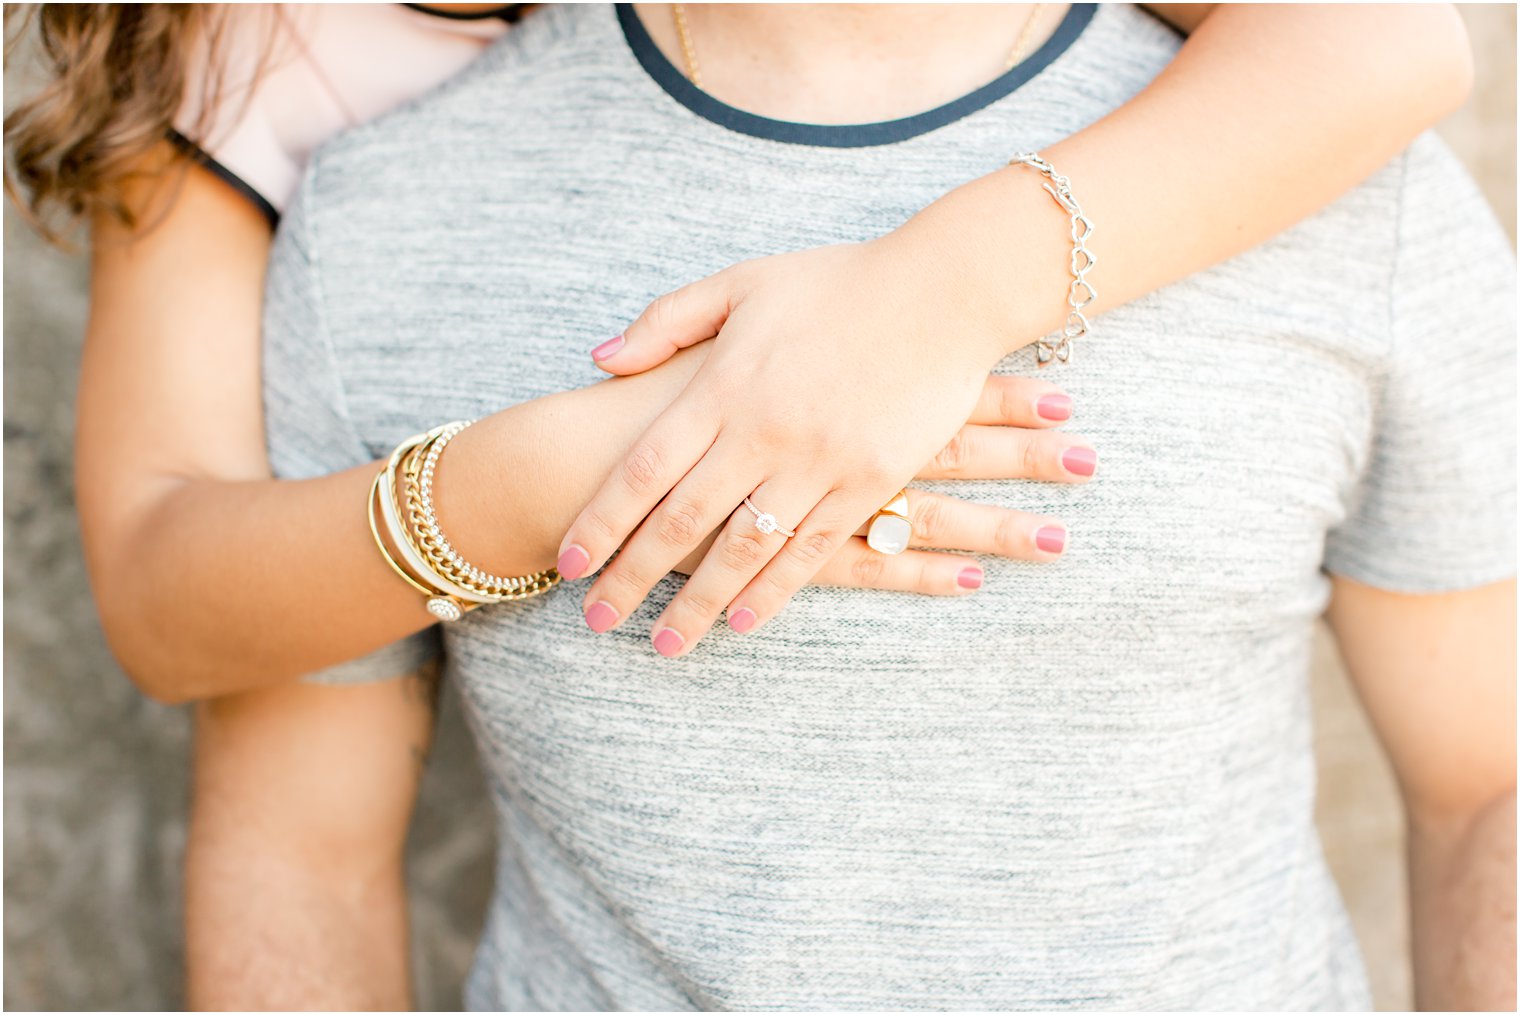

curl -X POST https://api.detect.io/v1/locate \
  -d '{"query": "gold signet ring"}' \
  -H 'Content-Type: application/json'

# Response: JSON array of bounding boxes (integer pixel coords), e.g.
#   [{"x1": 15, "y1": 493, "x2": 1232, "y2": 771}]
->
[{"x1": 866, "y1": 489, "x2": 913, "y2": 556}]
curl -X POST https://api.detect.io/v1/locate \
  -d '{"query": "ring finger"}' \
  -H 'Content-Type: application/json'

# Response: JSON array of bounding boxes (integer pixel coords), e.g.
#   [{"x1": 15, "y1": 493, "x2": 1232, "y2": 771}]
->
[
  {"x1": 580, "y1": 457, "x2": 755, "y2": 636},
  {"x1": 920, "y1": 426, "x2": 1098, "y2": 483},
  {"x1": 868, "y1": 489, "x2": 1068, "y2": 561},
  {"x1": 646, "y1": 480, "x2": 818, "y2": 657},
  {"x1": 729, "y1": 489, "x2": 1068, "y2": 636}
]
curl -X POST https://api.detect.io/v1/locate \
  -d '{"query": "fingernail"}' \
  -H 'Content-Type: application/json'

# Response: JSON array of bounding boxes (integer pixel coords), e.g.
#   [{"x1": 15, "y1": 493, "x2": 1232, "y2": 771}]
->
[
  {"x1": 1036, "y1": 393, "x2": 1072, "y2": 421},
  {"x1": 1035, "y1": 526, "x2": 1067, "y2": 554},
  {"x1": 1062, "y1": 447, "x2": 1097, "y2": 477},
  {"x1": 591, "y1": 334, "x2": 625, "y2": 362},
  {"x1": 956, "y1": 566, "x2": 983, "y2": 590},
  {"x1": 653, "y1": 628, "x2": 685, "y2": 657},
  {"x1": 557, "y1": 544, "x2": 590, "y2": 580},
  {"x1": 728, "y1": 607, "x2": 757, "y2": 633},
  {"x1": 585, "y1": 601, "x2": 619, "y2": 633}
]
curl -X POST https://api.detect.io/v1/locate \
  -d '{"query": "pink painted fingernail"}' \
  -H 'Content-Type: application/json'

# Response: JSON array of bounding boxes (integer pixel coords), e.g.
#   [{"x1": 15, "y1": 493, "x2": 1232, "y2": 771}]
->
[
  {"x1": 653, "y1": 628, "x2": 685, "y2": 657},
  {"x1": 957, "y1": 566, "x2": 983, "y2": 590},
  {"x1": 728, "y1": 607, "x2": 757, "y2": 633},
  {"x1": 585, "y1": 601, "x2": 618, "y2": 633},
  {"x1": 1036, "y1": 526, "x2": 1067, "y2": 554},
  {"x1": 591, "y1": 335, "x2": 625, "y2": 362},
  {"x1": 1062, "y1": 447, "x2": 1097, "y2": 477},
  {"x1": 557, "y1": 544, "x2": 590, "y2": 580},
  {"x1": 1036, "y1": 393, "x2": 1073, "y2": 421}
]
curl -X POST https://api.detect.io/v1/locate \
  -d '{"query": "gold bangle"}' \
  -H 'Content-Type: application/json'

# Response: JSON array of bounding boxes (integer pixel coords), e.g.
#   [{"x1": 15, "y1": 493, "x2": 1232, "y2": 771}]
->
[
  {"x1": 367, "y1": 467, "x2": 476, "y2": 621},
  {"x1": 400, "y1": 422, "x2": 560, "y2": 602},
  {"x1": 379, "y1": 427, "x2": 498, "y2": 618}
]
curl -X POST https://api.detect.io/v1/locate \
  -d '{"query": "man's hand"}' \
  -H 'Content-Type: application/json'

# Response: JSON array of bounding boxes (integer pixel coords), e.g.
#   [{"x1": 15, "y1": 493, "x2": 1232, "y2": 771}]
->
[
  {"x1": 185, "y1": 671, "x2": 436, "y2": 1010},
  {"x1": 1327, "y1": 577, "x2": 1516, "y2": 1011}
]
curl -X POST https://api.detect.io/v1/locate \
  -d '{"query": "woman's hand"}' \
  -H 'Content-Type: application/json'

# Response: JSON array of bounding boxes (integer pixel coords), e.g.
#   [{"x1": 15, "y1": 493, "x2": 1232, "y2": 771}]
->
[
  {"x1": 559, "y1": 256, "x2": 1096, "y2": 656},
  {"x1": 554, "y1": 240, "x2": 1019, "y2": 656}
]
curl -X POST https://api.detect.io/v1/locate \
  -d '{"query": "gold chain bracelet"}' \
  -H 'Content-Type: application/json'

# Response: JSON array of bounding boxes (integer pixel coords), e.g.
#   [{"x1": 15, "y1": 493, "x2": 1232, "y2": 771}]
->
[
  {"x1": 368, "y1": 422, "x2": 560, "y2": 622},
  {"x1": 400, "y1": 422, "x2": 560, "y2": 602}
]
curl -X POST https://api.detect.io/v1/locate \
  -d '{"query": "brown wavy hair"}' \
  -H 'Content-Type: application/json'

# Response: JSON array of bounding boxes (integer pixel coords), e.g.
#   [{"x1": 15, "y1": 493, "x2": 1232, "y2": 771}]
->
[{"x1": 3, "y1": 4, "x2": 252, "y2": 245}]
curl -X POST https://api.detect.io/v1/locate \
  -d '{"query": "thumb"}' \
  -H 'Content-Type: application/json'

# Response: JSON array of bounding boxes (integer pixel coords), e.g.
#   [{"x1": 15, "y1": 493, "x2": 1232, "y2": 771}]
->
[{"x1": 591, "y1": 271, "x2": 736, "y2": 375}]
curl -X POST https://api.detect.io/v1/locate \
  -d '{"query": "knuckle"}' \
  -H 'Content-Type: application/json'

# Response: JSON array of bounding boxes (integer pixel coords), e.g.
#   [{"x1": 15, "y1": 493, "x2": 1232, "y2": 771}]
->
[
  {"x1": 745, "y1": 413, "x2": 809, "y2": 456},
  {"x1": 793, "y1": 529, "x2": 837, "y2": 566},
  {"x1": 1021, "y1": 435, "x2": 1045, "y2": 479},
  {"x1": 581, "y1": 506, "x2": 621, "y2": 544},
  {"x1": 619, "y1": 441, "x2": 665, "y2": 494},
  {"x1": 654, "y1": 498, "x2": 704, "y2": 547},
  {"x1": 870, "y1": 454, "x2": 903, "y2": 487},
  {"x1": 645, "y1": 290, "x2": 684, "y2": 332},
  {"x1": 605, "y1": 561, "x2": 652, "y2": 598},
  {"x1": 997, "y1": 381, "x2": 1024, "y2": 424},
  {"x1": 932, "y1": 432, "x2": 970, "y2": 477},
  {"x1": 850, "y1": 549, "x2": 887, "y2": 587},
  {"x1": 993, "y1": 512, "x2": 1025, "y2": 556},
  {"x1": 756, "y1": 566, "x2": 794, "y2": 602},
  {"x1": 675, "y1": 584, "x2": 722, "y2": 619},
  {"x1": 911, "y1": 495, "x2": 943, "y2": 544},
  {"x1": 721, "y1": 529, "x2": 769, "y2": 571}
]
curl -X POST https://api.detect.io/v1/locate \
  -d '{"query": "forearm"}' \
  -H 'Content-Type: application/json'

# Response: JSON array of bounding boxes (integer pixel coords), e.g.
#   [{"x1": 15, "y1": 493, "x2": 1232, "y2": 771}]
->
[
  {"x1": 184, "y1": 679, "x2": 430, "y2": 1010},
  {"x1": 95, "y1": 353, "x2": 703, "y2": 700},
  {"x1": 184, "y1": 818, "x2": 410, "y2": 1011},
  {"x1": 890, "y1": 4, "x2": 1473, "y2": 360},
  {"x1": 1409, "y1": 791, "x2": 1517, "y2": 1011}
]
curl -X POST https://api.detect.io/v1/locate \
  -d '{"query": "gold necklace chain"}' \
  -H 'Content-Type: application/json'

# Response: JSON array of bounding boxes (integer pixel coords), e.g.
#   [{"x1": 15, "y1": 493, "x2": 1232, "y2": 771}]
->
[
  {"x1": 670, "y1": 4, "x2": 1047, "y2": 87},
  {"x1": 1004, "y1": 3, "x2": 1047, "y2": 70},
  {"x1": 672, "y1": 1, "x2": 703, "y2": 87}
]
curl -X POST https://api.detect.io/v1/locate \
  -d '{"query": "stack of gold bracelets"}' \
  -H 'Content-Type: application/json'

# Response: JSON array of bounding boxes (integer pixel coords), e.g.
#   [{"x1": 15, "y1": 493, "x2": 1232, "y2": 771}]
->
[{"x1": 368, "y1": 420, "x2": 559, "y2": 622}]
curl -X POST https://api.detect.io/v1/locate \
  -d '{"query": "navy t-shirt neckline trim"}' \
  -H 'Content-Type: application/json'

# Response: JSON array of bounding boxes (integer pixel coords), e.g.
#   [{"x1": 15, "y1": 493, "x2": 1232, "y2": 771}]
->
[{"x1": 616, "y1": 3, "x2": 1096, "y2": 148}]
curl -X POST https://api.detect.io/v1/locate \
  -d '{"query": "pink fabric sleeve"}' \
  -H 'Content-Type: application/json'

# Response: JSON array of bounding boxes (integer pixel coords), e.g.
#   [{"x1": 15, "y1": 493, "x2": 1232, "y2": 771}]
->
[{"x1": 173, "y1": 4, "x2": 507, "y2": 222}]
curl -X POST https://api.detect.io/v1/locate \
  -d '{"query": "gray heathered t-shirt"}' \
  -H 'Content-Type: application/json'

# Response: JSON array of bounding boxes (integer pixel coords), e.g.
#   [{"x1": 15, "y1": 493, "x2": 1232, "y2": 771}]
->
[{"x1": 260, "y1": 4, "x2": 1517, "y2": 1009}]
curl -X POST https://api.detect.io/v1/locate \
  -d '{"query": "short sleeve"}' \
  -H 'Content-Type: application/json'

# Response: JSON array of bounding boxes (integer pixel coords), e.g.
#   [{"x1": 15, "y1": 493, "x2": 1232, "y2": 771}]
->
[
  {"x1": 174, "y1": 5, "x2": 506, "y2": 224},
  {"x1": 172, "y1": 5, "x2": 307, "y2": 226},
  {"x1": 263, "y1": 178, "x2": 443, "y2": 683},
  {"x1": 1323, "y1": 137, "x2": 1518, "y2": 593}
]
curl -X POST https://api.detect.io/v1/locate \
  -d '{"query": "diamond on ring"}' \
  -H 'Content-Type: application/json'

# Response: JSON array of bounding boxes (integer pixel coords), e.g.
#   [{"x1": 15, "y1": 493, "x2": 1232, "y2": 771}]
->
[{"x1": 741, "y1": 496, "x2": 795, "y2": 538}]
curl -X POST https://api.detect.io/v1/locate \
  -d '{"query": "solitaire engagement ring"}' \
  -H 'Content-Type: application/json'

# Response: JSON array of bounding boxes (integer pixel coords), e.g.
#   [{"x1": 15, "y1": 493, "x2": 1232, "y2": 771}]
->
[
  {"x1": 741, "y1": 496, "x2": 796, "y2": 538},
  {"x1": 866, "y1": 489, "x2": 913, "y2": 555}
]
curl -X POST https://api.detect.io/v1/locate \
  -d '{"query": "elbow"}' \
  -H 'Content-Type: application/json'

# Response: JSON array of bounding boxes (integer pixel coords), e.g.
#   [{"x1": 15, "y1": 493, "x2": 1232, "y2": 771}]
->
[
  {"x1": 1407, "y1": 781, "x2": 1516, "y2": 851},
  {"x1": 130, "y1": 676, "x2": 196, "y2": 708},
  {"x1": 97, "y1": 612, "x2": 198, "y2": 706},
  {"x1": 92, "y1": 584, "x2": 208, "y2": 705},
  {"x1": 127, "y1": 667, "x2": 200, "y2": 707}
]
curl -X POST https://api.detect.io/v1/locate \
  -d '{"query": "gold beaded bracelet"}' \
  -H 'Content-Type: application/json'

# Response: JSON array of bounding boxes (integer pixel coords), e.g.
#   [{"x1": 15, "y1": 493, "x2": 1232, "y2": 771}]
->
[
  {"x1": 368, "y1": 422, "x2": 559, "y2": 622},
  {"x1": 401, "y1": 423, "x2": 558, "y2": 601}
]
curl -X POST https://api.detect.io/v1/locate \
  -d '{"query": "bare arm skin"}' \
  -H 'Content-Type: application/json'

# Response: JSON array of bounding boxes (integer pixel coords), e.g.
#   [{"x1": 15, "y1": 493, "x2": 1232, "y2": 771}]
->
[
  {"x1": 896, "y1": 4, "x2": 1476, "y2": 356},
  {"x1": 77, "y1": 154, "x2": 1076, "y2": 701},
  {"x1": 571, "y1": 4, "x2": 1477, "y2": 657},
  {"x1": 185, "y1": 672, "x2": 434, "y2": 1010},
  {"x1": 76, "y1": 5, "x2": 1474, "y2": 698},
  {"x1": 1326, "y1": 578, "x2": 1516, "y2": 1011}
]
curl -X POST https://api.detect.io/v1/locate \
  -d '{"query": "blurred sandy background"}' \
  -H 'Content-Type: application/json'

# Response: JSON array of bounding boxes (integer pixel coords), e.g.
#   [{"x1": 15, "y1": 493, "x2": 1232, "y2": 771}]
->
[{"x1": 4, "y1": 6, "x2": 1515, "y2": 1010}]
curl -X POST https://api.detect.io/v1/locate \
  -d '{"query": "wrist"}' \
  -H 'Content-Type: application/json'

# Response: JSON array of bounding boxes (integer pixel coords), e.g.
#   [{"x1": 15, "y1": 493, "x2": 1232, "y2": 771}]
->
[
  {"x1": 883, "y1": 163, "x2": 1076, "y2": 363},
  {"x1": 428, "y1": 404, "x2": 563, "y2": 577},
  {"x1": 435, "y1": 346, "x2": 717, "y2": 578}
]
